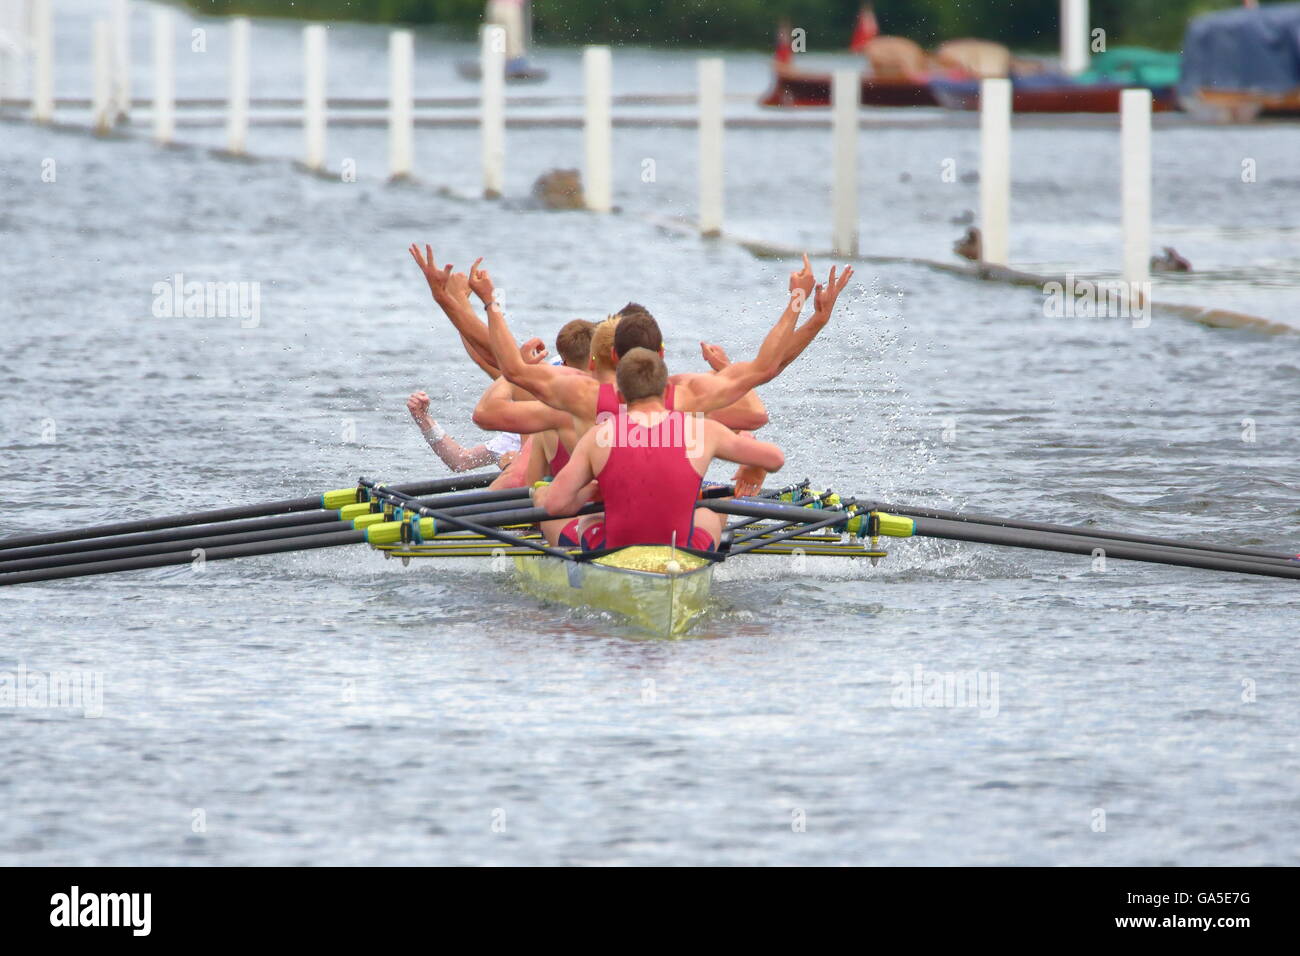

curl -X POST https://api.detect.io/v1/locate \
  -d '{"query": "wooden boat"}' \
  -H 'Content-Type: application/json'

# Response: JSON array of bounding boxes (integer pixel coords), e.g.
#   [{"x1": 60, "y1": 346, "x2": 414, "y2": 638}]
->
[
  {"x1": 1178, "y1": 4, "x2": 1300, "y2": 121},
  {"x1": 760, "y1": 67, "x2": 938, "y2": 108}
]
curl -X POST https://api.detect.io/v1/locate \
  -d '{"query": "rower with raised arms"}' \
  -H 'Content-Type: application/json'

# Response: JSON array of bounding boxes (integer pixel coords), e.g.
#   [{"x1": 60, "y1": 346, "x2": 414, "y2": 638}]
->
[{"x1": 534, "y1": 348, "x2": 786, "y2": 552}]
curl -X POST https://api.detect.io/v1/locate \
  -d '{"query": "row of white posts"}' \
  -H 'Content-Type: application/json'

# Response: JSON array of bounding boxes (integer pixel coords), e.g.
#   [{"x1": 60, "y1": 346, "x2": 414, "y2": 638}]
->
[
  {"x1": 973, "y1": 75, "x2": 1153, "y2": 288},
  {"x1": 29, "y1": 4, "x2": 1149, "y2": 287}
]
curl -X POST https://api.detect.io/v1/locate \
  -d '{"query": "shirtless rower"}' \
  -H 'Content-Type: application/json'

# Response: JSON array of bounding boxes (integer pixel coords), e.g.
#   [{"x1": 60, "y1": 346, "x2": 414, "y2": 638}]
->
[{"x1": 534, "y1": 348, "x2": 785, "y2": 552}]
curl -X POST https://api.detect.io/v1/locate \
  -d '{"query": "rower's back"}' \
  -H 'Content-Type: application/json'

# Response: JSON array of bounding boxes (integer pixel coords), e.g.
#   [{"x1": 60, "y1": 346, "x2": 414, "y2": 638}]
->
[{"x1": 591, "y1": 349, "x2": 705, "y2": 550}]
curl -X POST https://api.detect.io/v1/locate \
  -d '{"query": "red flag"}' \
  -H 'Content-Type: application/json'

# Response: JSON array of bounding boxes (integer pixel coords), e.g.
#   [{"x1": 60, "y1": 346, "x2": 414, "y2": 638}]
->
[
  {"x1": 775, "y1": 20, "x2": 793, "y2": 64},
  {"x1": 850, "y1": 5, "x2": 880, "y2": 53}
]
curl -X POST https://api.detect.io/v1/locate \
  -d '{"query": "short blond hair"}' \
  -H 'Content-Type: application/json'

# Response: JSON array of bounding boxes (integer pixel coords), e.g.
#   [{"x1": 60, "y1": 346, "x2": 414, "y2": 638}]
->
[{"x1": 589, "y1": 316, "x2": 621, "y2": 373}]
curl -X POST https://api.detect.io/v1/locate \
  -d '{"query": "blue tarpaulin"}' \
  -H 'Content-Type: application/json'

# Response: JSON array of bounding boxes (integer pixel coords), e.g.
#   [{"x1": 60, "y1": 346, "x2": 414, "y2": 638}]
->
[{"x1": 1180, "y1": 2, "x2": 1300, "y2": 93}]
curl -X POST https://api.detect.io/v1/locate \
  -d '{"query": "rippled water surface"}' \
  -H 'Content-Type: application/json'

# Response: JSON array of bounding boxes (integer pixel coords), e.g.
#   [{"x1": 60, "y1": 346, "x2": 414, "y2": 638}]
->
[{"x1": 0, "y1": 1, "x2": 1298, "y2": 865}]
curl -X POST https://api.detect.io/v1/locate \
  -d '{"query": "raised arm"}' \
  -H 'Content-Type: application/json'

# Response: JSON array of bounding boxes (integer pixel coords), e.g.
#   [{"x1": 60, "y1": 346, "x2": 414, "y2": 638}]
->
[
  {"x1": 470, "y1": 259, "x2": 597, "y2": 417},
  {"x1": 473, "y1": 376, "x2": 573, "y2": 435},
  {"x1": 777, "y1": 264, "x2": 854, "y2": 373},
  {"x1": 676, "y1": 255, "x2": 817, "y2": 415}
]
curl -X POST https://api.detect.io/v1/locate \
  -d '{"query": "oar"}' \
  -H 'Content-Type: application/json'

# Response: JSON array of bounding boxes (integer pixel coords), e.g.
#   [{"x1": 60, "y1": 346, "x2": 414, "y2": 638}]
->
[
  {"x1": 0, "y1": 484, "x2": 534, "y2": 567},
  {"x1": 0, "y1": 471, "x2": 500, "y2": 552},
  {"x1": 358, "y1": 480, "x2": 573, "y2": 559},
  {"x1": 858, "y1": 498, "x2": 1298, "y2": 564},
  {"x1": 907, "y1": 515, "x2": 1300, "y2": 581}
]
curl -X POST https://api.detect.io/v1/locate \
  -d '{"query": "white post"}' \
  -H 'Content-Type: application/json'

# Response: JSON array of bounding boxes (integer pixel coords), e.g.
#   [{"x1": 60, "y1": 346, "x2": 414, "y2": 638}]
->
[
  {"x1": 1121, "y1": 88, "x2": 1152, "y2": 293},
  {"x1": 32, "y1": 0, "x2": 54, "y2": 123},
  {"x1": 583, "y1": 45, "x2": 612, "y2": 213},
  {"x1": 303, "y1": 25, "x2": 327, "y2": 172},
  {"x1": 1060, "y1": 0, "x2": 1090, "y2": 76},
  {"x1": 111, "y1": 0, "x2": 131, "y2": 122},
  {"x1": 92, "y1": 20, "x2": 112, "y2": 135},
  {"x1": 389, "y1": 30, "x2": 414, "y2": 180},
  {"x1": 481, "y1": 24, "x2": 505, "y2": 198},
  {"x1": 831, "y1": 69, "x2": 858, "y2": 257},
  {"x1": 152, "y1": 9, "x2": 174, "y2": 145},
  {"x1": 227, "y1": 18, "x2": 250, "y2": 155},
  {"x1": 979, "y1": 78, "x2": 1011, "y2": 266},
  {"x1": 698, "y1": 58, "x2": 724, "y2": 237}
]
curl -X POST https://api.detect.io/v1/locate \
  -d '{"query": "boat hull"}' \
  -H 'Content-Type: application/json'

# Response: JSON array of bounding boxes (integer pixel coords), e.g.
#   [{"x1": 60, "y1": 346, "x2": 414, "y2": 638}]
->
[
  {"x1": 929, "y1": 77, "x2": 1180, "y2": 113},
  {"x1": 512, "y1": 546, "x2": 715, "y2": 637},
  {"x1": 760, "y1": 69, "x2": 938, "y2": 108},
  {"x1": 456, "y1": 60, "x2": 549, "y2": 84}
]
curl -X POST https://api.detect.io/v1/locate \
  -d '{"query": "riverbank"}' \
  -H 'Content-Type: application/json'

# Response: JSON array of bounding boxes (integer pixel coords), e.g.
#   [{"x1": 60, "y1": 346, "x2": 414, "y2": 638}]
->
[{"x1": 182, "y1": 0, "x2": 1207, "y2": 50}]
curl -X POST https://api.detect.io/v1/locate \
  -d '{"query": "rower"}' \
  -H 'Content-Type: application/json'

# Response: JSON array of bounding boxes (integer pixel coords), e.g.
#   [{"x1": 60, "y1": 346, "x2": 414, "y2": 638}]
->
[
  {"x1": 534, "y1": 348, "x2": 785, "y2": 552},
  {"x1": 472, "y1": 255, "x2": 853, "y2": 437}
]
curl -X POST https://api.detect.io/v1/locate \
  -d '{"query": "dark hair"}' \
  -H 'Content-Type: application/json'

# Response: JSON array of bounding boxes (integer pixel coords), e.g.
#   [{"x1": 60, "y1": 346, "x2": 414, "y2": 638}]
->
[
  {"x1": 555, "y1": 319, "x2": 596, "y2": 369},
  {"x1": 613, "y1": 312, "x2": 662, "y2": 358},
  {"x1": 616, "y1": 348, "x2": 668, "y2": 403}
]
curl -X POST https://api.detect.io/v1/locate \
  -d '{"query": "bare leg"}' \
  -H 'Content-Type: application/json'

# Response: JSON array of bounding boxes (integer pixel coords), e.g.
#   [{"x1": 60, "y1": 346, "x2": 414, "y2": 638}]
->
[{"x1": 692, "y1": 507, "x2": 724, "y2": 549}]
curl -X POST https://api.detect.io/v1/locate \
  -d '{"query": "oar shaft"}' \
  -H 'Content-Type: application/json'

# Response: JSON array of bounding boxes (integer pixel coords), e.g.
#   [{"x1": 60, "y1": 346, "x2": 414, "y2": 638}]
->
[
  {"x1": 0, "y1": 472, "x2": 498, "y2": 552},
  {"x1": 867, "y1": 500, "x2": 1295, "y2": 563},
  {"x1": 0, "y1": 528, "x2": 369, "y2": 587},
  {"x1": 913, "y1": 516, "x2": 1300, "y2": 581},
  {"x1": 0, "y1": 482, "x2": 527, "y2": 563}
]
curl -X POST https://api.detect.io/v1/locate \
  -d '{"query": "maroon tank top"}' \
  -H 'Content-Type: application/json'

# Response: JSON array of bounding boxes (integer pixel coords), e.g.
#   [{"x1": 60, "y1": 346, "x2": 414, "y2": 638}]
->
[
  {"x1": 596, "y1": 381, "x2": 675, "y2": 420},
  {"x1": 594, "y1": 408, "x2": 702, "y2": 548}
]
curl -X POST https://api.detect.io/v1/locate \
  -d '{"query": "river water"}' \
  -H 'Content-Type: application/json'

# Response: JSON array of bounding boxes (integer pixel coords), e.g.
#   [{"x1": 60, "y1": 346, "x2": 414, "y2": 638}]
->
[{"x1": 0, "y1": 0, "x2": 1297, "y2": 866}]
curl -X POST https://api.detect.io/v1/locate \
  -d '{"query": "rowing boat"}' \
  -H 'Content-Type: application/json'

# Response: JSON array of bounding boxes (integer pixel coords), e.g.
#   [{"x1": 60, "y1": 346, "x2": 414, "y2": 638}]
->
[
  {"x1": 3, "y1": 470, "x2": 1295, "y2": 636},
  {"x1": 372, "y1": 488, "x2": 891, "y2": 637}
]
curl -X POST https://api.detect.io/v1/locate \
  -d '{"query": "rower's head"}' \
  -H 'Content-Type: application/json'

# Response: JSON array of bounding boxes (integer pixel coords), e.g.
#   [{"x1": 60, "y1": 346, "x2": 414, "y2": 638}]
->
[
  {"x1": 616, "y1": 348, "x2": 668, "y2": 405},
  {"x1": 555, "y1": 319, "x2": 596, "y2": 370},
  {"x1": 612, "y1": 305, "x2": 664, "y2": 366},
  {"x1": 589, "y1": 316, "x2": 621, "y2": 375}
]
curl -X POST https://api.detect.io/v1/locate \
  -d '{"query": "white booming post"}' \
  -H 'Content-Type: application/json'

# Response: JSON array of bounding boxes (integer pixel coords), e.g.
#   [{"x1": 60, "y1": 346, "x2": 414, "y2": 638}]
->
[
  {"x1": 1121, "y1": 88, "x2": 1152, "y2": 292},
  {"x1": 152, "y1": 9, "x2": 174, "y2": 145},
  {"x1": 303, "y1": 25, "x2": 327, "y2": 172},
  {"x1": 698, "y1": 58, "x2": 724, "y2": 237},
  {"x1": 831, "y1": 69, "x2": 858, "y2": 257},
  {"x1": 227, "y1": 18, "x2": 250, "y2": 155},
  {"x1": 480, "y1": 24, "x2": 505, "y2": 198},
  {"x1": 32, "y1": 0, "x2": 54, "y2": 123},
  {"x1": 388, "y1": 30, "x2": 414, "y2": 180},
  {"x1": 979, "y1": 78, "x2": 1011, "y2": 266},
  {"x1": 92, "y1": 20, "x2": 112, "y2": 135},
  {"x1": 583, "y1": 45, "x2": 612, "y2": 213},
  {"x1": 111, "y1": 0, "x2": 131, "y2": 122},
  {"x1": 1060, "y1": 0, "x2": 1090, "y2": 77}
]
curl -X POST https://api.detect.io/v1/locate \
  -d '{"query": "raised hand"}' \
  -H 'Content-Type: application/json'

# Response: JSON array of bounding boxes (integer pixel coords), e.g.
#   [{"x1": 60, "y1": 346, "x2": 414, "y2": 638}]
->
[
  {"x1": 409, "y1": 244, "x2": 456, "y2": 302},
  {"x1": 700, "y1": 341, "x2": 731, "y2": 371},
  {"x1": 788, "y1": 252, "x2": 816, "y2": 309},
  {"x1": 468, "y1": 257, "x2": 497, "y2": 307},
  {"x1": 406, "y1": 390, "x2": 433, "y2": 429},
  {"x1": 445, "y1": 270, "x2": 472, "y2": 303},
  {"x1": 519, "y1": 337, "x2": 549, "y2": 365},
  {"x1": 813, "y1": 264, "x2": 854, "y2": 317}
]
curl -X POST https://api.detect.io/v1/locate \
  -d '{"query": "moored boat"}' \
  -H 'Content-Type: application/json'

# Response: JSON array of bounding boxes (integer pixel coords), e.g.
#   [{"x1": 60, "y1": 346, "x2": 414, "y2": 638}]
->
[
  {"x1": 929, "y1": 71, "x2": 1180, "y2": 113},
  {"x1": 1178, "y1": 3, "x2": 1300, "y2": 121}
]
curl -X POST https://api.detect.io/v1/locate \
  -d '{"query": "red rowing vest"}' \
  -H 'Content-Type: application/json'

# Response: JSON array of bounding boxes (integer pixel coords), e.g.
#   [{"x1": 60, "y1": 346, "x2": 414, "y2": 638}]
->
[
  {"x1": 594, "y1": 408, "x2": 702, "y2": 548},
  {"x1": 596, "y1": 381, "x2": 675, "y2": 420},
  {"x1": 547, "y1": 439, "x2": 571, "y2": 477}
]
